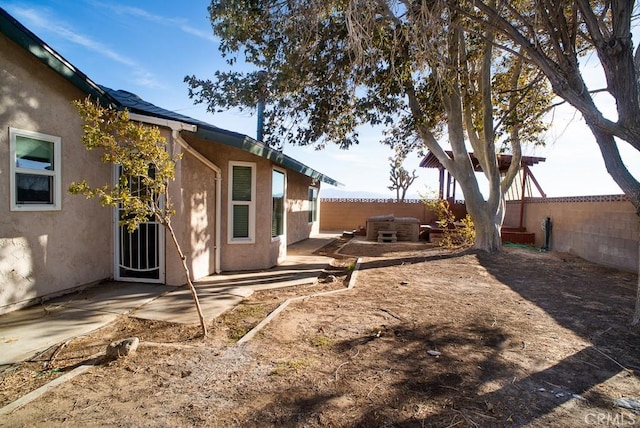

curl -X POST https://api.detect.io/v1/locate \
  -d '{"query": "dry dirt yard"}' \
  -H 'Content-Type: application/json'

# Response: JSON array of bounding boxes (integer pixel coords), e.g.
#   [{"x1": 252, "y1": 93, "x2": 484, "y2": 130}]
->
[{"x1": 1, "y1": 238, "x2": 639, "y2": 427}]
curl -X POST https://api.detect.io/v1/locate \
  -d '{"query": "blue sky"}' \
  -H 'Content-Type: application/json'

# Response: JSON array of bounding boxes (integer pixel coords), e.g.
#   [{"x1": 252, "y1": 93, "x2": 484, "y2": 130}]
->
[{"x1": 2, "y1": 0, "x2": 639, "y2": 199}]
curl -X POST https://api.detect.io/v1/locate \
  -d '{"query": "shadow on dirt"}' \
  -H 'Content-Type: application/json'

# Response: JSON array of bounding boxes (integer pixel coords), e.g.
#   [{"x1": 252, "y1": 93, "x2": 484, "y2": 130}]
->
[
  {"x1": 237, "y1": 248, "x2": 639, "y2": 426},
  {"x1": 476, "y1": 249, "x2": 639, "y2": 369},
  {"x1": 250, "y1": 319, "x2": 516, "y2": 426}
]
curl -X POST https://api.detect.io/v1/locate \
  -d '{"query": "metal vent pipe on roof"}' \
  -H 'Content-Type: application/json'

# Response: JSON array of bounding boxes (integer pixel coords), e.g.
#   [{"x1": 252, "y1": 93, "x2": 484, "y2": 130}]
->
[
  {"x1": 256, "y1": 70, "x2": 267, "y2": 141},
  {"x1": 257, "y1": 101, "x2": 265, "y2": 142}
]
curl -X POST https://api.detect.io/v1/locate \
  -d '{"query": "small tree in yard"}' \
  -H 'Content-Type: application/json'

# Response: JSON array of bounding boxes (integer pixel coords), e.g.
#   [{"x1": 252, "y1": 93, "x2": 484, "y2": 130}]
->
[
  {"x1": 69, "y1": 98, "x2": 208, "y2": 337},
  {"x1": 388, "y1": 155, "x2": 417, "y2": 202}
]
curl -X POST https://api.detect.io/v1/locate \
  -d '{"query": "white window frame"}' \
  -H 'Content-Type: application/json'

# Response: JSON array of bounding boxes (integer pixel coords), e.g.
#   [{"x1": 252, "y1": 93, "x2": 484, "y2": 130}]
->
[
  {"x1": 228, "y1": 161, "x2": 256, "y2": 244},
  {"x1": 9, "y1": 127, "x2": 62, "y2": 211},
  {"x1": 271, "y1": 168, "x2": 286, "y2": 240},
  {"x1": 308, "y1": 186, "x2": 319, "y2": 224}
]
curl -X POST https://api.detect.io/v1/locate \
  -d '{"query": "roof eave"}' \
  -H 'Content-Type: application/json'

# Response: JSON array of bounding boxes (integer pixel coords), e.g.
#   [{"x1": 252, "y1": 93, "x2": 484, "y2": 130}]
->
[{"x1": 195, "y1": 127, "x2": 342, "y2": 187}]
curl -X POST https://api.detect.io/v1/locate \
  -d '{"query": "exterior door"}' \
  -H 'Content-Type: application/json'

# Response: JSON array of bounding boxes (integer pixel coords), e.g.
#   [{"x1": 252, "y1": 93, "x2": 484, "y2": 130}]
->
[{"x1": 114, "y1": 166, "x2": 164, "y2": 283}]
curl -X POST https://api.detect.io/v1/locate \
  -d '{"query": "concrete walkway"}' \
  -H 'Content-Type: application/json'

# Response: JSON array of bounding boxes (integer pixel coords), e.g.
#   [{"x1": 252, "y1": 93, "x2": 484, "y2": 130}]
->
[{"x1": 0, "y1": 234, "x2": 338, "y2": 371}]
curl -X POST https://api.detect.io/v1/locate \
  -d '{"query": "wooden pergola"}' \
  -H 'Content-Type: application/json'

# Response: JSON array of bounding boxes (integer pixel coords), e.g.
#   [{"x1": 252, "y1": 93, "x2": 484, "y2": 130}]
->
[{"x1": 419, "y1": 151, "x2": 547, "y2": 229}]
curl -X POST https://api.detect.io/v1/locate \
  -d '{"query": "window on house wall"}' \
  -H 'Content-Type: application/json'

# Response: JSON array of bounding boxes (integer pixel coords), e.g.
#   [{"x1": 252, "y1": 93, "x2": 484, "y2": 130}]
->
[
  {"x1": 272, "y1": 169, "x2": 285, "y2": 238},
  {"x1": 229, "y1": 161, "x2": 256, "y2": 243},
  {"x1": 9, "y1": 127, "x2": 62, "y2": 211},
  {"x1": 308, "y1": 187, "x2": 318, "y2": 223}
]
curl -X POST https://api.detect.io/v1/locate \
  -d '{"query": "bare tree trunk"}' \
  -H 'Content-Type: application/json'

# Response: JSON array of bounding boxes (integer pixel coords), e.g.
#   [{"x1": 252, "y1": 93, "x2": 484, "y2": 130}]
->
[
  {"x1": 470, "y1": 208, "x2": 502, "y2": 253},
  {"x1": 164, "y1": 218, "x2": 208, "y2": 337}
]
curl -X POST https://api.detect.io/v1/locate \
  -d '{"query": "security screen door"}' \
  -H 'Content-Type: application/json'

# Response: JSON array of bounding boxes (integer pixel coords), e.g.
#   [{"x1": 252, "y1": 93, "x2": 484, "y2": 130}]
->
[{"x1": 114, "y1": 166, "x2": 164, "y2": 282}]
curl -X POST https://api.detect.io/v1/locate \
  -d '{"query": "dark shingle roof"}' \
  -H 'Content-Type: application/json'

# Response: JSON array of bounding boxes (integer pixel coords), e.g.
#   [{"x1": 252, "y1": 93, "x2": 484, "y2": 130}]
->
[
  {"x1": 0, "y1": 6, "x2": 340, "y2": 187},
  {"x1": 99, "y1": 87, "x2": 214, "y2": 129},
  {"x1": 102, "y1": 87, "x2": 341, "y2": 186}
]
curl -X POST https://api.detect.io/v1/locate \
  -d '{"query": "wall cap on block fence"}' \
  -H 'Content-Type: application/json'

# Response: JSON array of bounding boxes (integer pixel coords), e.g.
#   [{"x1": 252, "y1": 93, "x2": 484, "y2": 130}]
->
[
  {"x1": 321, "y1": 198, "x2": 424, "y2": 203},
  {"x1": 507, "y1": 194, "x2": 628, "y2": 204},
  {"x1": 320, "y1": 198, "x2": 466, "y2": 204}
]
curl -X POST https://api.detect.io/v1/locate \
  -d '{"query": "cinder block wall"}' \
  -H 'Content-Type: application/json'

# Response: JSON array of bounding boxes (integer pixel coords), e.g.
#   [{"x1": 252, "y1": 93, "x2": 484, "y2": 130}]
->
[
  {"x1": 506, "y1": 195, "x2": 639, "y2": 272},
  {"x1": 320, "y1": 199, "x2": 431, "y2": 231},
  {"x1": 322, "y1": 195, "x2": 638, "y2": 272},
  {"x1": 319, "y1": 198, "x2": 467, "y2": 231}
]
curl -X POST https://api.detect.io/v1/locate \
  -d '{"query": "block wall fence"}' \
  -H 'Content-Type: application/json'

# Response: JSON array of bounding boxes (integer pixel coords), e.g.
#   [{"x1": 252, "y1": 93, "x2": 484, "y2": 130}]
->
[
  {"x1": 320, "y1": 195, "x2": 639, "y2": 273},
  {"x1": 506, "y1": 195, "x2": 638, "y2": 273},
  {"x1": 319, "y1": 198, "x2": 467, "y2": 232}
]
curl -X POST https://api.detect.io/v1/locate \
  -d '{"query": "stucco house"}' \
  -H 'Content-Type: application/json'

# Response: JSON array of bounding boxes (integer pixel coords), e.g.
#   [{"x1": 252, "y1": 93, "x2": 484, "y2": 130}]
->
[{"x1": 0, "y1": 8, "x2": 339, "y2": 313}]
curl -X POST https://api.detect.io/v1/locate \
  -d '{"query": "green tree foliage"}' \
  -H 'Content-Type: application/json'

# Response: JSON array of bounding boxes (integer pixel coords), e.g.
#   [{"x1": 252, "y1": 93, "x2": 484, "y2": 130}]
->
[
  {"x1": 69, "y1": 101, "x2": 177, "y2": 232},
  {"x1": 185, "y1": 1, "x2": 552, "y2": 252},
  {"x1": 69, "y1": 98, "x2": 208, "y2": 337}
]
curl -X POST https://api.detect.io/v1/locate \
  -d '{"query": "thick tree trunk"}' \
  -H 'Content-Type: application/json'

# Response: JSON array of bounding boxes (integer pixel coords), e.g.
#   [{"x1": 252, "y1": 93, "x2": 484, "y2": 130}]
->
[
  {"x1": 470, "y1": 208, "x2": 503, "y2": 253},
  {"x1": 474, "y1": 222, "x2": 501, "y2": 252},
  {"x1": 463, "y1": 186, "x2": 504, "y2": 253}
]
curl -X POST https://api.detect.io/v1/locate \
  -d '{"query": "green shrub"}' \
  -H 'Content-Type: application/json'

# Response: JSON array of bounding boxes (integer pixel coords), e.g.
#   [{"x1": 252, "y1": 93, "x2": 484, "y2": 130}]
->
[{"x1": 425, "y1": 198, "x2": 475, "y2": 249}]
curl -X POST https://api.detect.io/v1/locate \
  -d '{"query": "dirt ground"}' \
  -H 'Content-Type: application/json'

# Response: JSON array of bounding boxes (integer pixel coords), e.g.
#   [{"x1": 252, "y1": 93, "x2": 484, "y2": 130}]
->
[{"x1": 1, "y1": 238, "x2": 639, "y2": 427}]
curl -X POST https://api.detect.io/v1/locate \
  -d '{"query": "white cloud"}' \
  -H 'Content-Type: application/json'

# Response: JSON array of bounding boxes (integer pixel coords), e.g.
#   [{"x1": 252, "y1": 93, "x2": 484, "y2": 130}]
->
[
  {"x1": 6, "y1": 5, "x2": 162, "y2": 89},
  {"x1": 88, "y1": 1, "x2": 217, "y2": 42}
]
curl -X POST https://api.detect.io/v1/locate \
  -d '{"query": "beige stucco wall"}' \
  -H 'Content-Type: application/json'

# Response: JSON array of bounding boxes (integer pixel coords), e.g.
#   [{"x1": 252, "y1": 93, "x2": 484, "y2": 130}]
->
[
  {"x1": 506, "y1": 196, "x2": 639, "y2": 272},
  {"x1": 0, "y1": 33, "x2": 112, "y2": 312},
  {"x1": 183, "y1": 135, "x2": 274, "y2": 271},
  {"x1": 181, "y1": 134, "x2": 319, "y2": 273},
  {"x1": 162, "y1": 136, "x2": 219, "y2": 285},
  {"x1": 286, "y1": 170, "x2": 318, "y2": 244}
]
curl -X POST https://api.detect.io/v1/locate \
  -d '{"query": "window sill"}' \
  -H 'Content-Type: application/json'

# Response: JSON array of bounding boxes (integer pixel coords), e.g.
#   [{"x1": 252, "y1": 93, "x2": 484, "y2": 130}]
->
[
  {"x1": 11, "y1": 205, "x2": 61, "y2": 212},
  {"x1": 229, "y1": 238, "x2": 255, "y2": 245}
]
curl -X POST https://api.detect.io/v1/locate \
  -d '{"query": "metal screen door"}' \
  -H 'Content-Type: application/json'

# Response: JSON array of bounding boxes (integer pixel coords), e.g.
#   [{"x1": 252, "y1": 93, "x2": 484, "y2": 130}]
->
[{"x1": 114, "y1": 166, "x2": 164, "y2": 282}]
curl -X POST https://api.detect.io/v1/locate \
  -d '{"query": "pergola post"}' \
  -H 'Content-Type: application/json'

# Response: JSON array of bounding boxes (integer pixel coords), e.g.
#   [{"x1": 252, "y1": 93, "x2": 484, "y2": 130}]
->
[{"x1": 519, "y1": 165, "x2": 528, "y2": 230}]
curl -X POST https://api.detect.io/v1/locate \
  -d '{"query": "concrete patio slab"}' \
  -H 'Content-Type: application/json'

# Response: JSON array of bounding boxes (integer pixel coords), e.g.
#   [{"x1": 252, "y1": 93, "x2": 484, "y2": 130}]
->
[
  {"x1": 0, "y1": 282, "x2": 167, "y2": 370},
  {"x1": 131, "y1": 286, "x2": 253, "y2": 324},
  {"x1": 0, "y1": 233, "x2": 340, "y2": 369}
]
